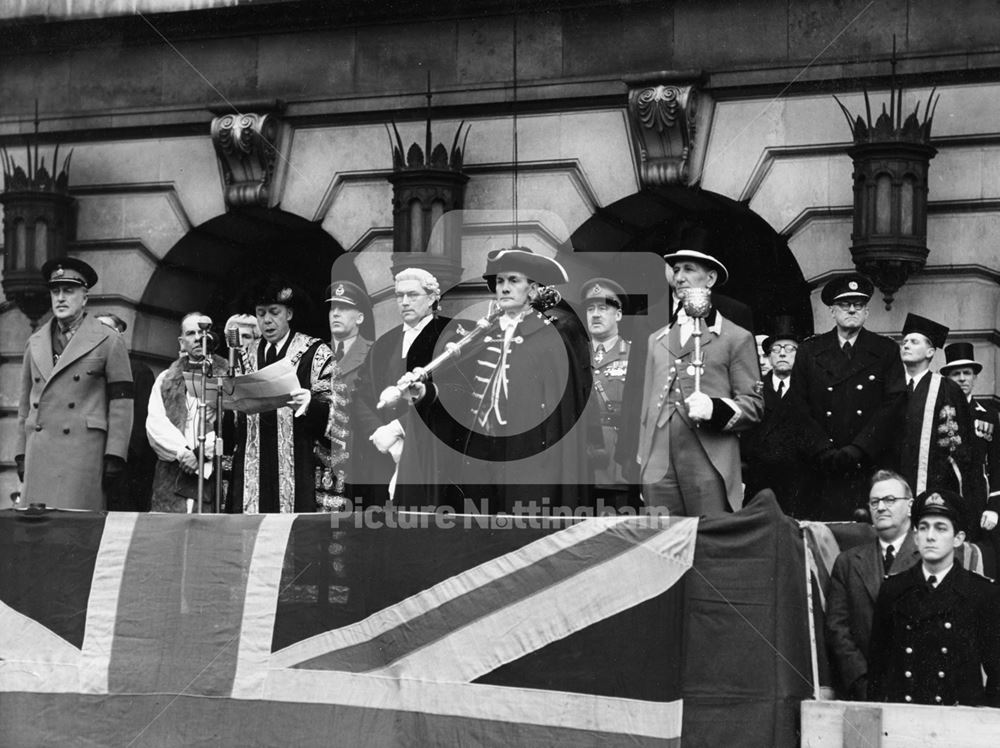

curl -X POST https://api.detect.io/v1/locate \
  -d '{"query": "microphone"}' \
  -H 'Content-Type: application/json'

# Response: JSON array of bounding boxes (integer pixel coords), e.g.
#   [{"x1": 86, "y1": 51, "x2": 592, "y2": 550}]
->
[{"x1": 225, "y1": 327, "x2": 244, "y2": 374}]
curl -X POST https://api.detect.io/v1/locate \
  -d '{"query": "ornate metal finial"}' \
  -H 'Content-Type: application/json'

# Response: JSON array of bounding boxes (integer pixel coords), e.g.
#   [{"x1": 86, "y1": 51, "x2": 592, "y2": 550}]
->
[
  {"x1": 833, "y1": 37, "x2": 939, "y2": 310},
  {"x1": 1, "y1": 100, "x2": 76, "y2": 325},
  {"x1": 386, "y1": 81, "x2": 470, "y2": 173}
]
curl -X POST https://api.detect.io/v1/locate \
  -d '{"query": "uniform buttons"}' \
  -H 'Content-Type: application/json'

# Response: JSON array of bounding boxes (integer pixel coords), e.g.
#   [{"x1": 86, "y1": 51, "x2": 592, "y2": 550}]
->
[
  {"x1": 869, "y1": 375, "x2": 876, "y2": 381},
  {"x1": 938, "y1": 671, "x2": 945, "y2": 679},
  {"x1": 34, "y1": 377, "x2": 40, "y2": 383},
  {"x1": 941, "y1": 647, "x2": 948, "y2": 654},
  {"x1": 675, "y1": 359, "x2": 682, "y2": 365},
  {"x1": 935, "y1": 696, "x2": 942, "y2": 704},
  {"x1": 825, "y1": 411, "x2": 832, "y2": 417},
  {"x1": 904, "y1": 695, "x2": 912, "y2": 703},
  {"x1": 906, "y1": 624, "x2": 912, "y2": 630},
  {"x1": 540, "y1": 403, "x2": 546, "y2": 410},
  {"x1": 35, "y1": 425, "x2": 43, "y2": 431},
  {"x1": 663, "y1": 384, "x2": 669, "y2": 391},
  {"x1": 827, "y1": 386, "x2": 833, "y2": 392},
  {"x1": 904, "y1": 671, "x2": 912, "y2": 678},
  {"x1": 32, "y1": 403, "x2": 38, "y2": 409},
  {"x1": 73, "y1": 375, "x2": 80, "y2": 382},
  {"x1": 675, "y1": 388, "x2": 682, "y2": 394},
  {"x1": 68, "y1": 402, "x2": 75, "y2": 409},
  {"x1": 944, "y1": 622, "x2": 952, "y2": 629},
  {"x1": 905, "y1": 647, "x2": 913, "y2": 654},
  {"x1": 669, "y1": 368, "x2": 675, "y2": 374},
  {"x1": 856, "y1": 384, "x2": 863, "y2": 390},
  {"x1": 856, "y1": 410, "x2": 863, "y2": 415}
]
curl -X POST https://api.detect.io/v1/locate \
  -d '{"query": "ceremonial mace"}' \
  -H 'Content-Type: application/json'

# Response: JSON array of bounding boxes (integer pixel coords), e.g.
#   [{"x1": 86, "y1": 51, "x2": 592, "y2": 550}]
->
[
  {"x1": 679, "y1": 287, "x2": 712, "y2": 394},
  {"x1": 378, "y1": 302, "x2": 503, "y2": 411},
  {"x1": 194, "y1": 319, "x2": 214, "y2": 514}
]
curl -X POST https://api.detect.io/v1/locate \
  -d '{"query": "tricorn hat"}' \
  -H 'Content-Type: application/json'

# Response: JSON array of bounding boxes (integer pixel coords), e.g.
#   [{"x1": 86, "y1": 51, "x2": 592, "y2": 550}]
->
[
  {"x1": 662, "y1": 249, "x2": 729, "y2": 286},
  {"x1": 902, "y1": 313, "x2": 949, "y2": 350},
  {"x1": 482, "y1": 247, "x2": 569, "y2": 288},
  {"x1": 939, "y1": 342, "x2": 982, "y2": 376}
]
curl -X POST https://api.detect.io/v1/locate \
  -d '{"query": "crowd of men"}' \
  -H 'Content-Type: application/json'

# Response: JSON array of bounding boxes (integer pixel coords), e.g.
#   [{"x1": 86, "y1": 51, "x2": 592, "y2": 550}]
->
[{"x1": 14, "y1": 249, "x2": 1000, "y2": 707}]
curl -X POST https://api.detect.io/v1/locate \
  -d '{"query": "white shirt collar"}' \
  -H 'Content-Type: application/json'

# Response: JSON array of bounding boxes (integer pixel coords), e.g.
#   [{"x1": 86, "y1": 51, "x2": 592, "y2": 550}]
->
[
  {"x1": 333, "y1": 334, "x2": 357, "y2": 353},
  {"x1": 838, "y1": 331, "x2": 860, "y2": 348},
  {"x1": 266, "y1": 331, "x2": 291, "y2": 356},
  {"x1": 773, "y1": 374, "x2": 790, "y2": 392},
  {"x1": 878, "y1": 529, "x2": 910, "y2": 552},
  {"x1": 907, "y1": 367, "x2": 931, "y2": 388},
  {"x1": 922, "y1": 563, "x2": 953, "y2": 584},
  {"x1": 401, "y1": 314, "x2": 434, "y2": 357}
]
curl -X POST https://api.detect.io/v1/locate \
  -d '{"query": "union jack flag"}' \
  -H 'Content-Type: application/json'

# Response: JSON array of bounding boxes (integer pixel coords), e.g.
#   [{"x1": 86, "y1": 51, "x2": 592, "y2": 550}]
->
[{"x1": 0, "y1": 510, "x2": 695, "y2": 746}]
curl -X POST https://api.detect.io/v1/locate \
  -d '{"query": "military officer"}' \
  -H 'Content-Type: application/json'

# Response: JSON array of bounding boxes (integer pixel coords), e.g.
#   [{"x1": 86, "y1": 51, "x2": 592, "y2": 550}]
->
[
  {"x1": 788, "y1": 273, "x2": 906, "y2": 520},
  {"x1": 580, "y1": 277, "x2": 634, "y2": 508},
  {"x1": 940, "y1": 342, "x2": 1000, "y2": 574},
  {"x1": 15, "y1": 258, "x2": 134, "y2": 511},
  {"x1": 868, "y1": 489, "x2": 1000, "y2": 707}
]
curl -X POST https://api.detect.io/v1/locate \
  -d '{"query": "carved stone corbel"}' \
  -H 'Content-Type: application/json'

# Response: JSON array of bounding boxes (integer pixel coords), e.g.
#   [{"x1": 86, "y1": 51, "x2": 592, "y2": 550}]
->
[
  {"x1": 626, "y1": 76, "x2": 711, "y2": 188},
  {"x1": 211, "y1": 112, "x2": 286, "y2": 209}
]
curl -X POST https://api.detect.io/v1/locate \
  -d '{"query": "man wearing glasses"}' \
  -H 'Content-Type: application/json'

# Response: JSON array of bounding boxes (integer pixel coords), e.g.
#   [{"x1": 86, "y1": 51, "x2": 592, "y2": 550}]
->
[
  {"x1": 353, "y1": 267, "x2": 453, "y2": 505},
  {"x1": 741, "y1": 319, "x2": 809, "y2": 516},
  {"x1": 825, "y1": 470, "x2": 920, "y2": 700},
  {"x1": 789, "y1": 273, "x2": 906, "y2": 520}
]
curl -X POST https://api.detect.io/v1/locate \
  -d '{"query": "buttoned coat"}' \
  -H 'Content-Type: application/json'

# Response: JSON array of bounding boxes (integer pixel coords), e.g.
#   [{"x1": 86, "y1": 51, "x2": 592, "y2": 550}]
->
[
  {"x1": 636, "y1": 312, "x2": 764, "y2": 511},
  {"x1": 741, "y1": 372, "x2": 811, "y2": 517},
  {"x1": 789, "y1": 327, "x2": 906, "y2": 519},
  {"x1": 824, "y1": 531, "x2": 920, "y2": 695},
  {"x1": 16, "y1": 314, "x2": 134, "y2": 510},
  {"x1": 868, "y1": 563, "x2": 1000, "y2": 707},
  {"x1": 970, "y1": 398, "x2": 1000, "y2": 516},
  {"x1": 590, "y1": 337, "x2": 630, "y2": 487}
]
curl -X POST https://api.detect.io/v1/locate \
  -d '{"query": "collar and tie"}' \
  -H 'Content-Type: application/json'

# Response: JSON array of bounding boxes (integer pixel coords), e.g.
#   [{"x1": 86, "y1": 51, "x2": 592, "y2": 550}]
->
[
  {"x1": 264, "y1": 343, "x2": 279, "y2": 366},
  {"x1": 907, "y1": 378, "x2": 915, "y2": 393},
  {"x1": 776, "y1": 380, "x2": 785, "y2": 398},
  {"x1": 927, "y1": 574, "x2": 938, "y2": 590},
  {"x1": 333, "y1": 340, "x2": 345, "y2": 362},
  {"x1": 883, "y1": 544, "x2": 895, "y2": 572},
  {"x1": 842, "y1": 341, "x2": 854, "y2": 360}
]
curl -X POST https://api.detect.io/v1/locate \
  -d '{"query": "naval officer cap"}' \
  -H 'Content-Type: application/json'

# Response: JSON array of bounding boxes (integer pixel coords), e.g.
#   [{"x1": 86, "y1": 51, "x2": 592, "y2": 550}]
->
[
  {"x1": 820, "y1": 273, "x2": 874, "y2": 305},
  {"x1": 912, "y1": 489, "x2": 966, "y2": 532},
  {"x1": 41, "y1": 257, "x2": 98, "y2": 289},
  {"x1": 580, "y1": 277, "x2": 626, "y2": 310}
]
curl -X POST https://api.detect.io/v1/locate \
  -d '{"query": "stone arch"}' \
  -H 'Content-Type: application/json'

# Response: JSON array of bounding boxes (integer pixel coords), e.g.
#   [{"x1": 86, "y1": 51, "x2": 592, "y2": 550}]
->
[
  {"x1": 569, "y1": 184, "x2": 814, "y2": 338},
  {"x1": 135, "y1": 207, "x2": 369, "y2": 357}
]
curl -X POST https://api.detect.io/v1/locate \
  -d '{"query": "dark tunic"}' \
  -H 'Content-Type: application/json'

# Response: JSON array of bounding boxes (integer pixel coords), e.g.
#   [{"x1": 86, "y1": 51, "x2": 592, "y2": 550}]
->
[
  {"x1": 868, "y1": 564, "x2": 1000, "y2": 707},
  {"x1": 396, "y1": 305, "x2": 595, "y2": 514},
  {"x1": 788, "y1": 327, "x2": 906, "y2": 520}
]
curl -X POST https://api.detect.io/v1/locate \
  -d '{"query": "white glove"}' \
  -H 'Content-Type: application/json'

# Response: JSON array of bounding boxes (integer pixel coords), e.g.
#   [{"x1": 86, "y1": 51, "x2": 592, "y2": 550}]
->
[
  {"x1": 685, "y1": 391, "x2": 713, "y2": 422},
  {"x1": 981, "y1": 510, "x2": 999, "y2": 531},
  {"x1": 371, "y1": 420, "x2": 405, "y2": 453},
  {"x1": 289, "y1": 387, "x2": 312, "y2": 417}
]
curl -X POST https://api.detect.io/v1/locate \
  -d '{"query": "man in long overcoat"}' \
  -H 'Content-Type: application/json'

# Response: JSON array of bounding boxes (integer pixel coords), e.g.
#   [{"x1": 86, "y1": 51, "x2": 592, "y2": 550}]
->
[{"x1": 15, "y1": 258, "x2": 134, "y2": 510}]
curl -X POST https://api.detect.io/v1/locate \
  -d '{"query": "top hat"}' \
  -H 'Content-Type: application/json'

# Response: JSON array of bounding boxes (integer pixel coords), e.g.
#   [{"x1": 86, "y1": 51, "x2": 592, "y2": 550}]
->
[
  {"x1": 939, "y1": 342, "x2": 982, "y2": 376},
  {"x1": 761, "y1": 317, "x2": 802, "y2": 354}
]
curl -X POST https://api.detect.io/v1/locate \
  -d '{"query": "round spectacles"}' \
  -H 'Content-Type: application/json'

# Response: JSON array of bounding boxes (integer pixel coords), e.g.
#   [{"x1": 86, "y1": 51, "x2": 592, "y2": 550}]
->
[
  {"x1": 769, "y1": 344, "x2": 798, "y2": 354},
  {"x1": 834, "y1": 301, "x2": 867, "y2": 311},
  {"x1": 394, "y1": 292, "x2": 428, "y2": 302},
  {"x1": 868, "y1": 496, "x2": 906, "y2": 509}
]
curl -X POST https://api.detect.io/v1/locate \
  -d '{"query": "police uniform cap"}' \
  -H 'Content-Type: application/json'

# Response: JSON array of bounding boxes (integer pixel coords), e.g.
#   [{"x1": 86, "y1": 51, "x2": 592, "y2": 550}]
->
[
  {"x1": 41, "y1": 257, "x2": 98, "y2": 289},
  {"x1": 580, "y1": 277, "x2": 626, "y2": 309},
  {"x1": 902, "y1": 313, "x2": 949, "y2": 350},
  {"x1": 940, "y1": 342, "x2": 982, "y2": 375},
  {"x1": 912, "y1": 489, "x2": 965, "y2": 532},
  {"x1": 483, "y1": 247, "x2": 569, "y2": 287},
  {"x1": 662, "y1": 249, "x2": 729, "y2": 286},
  {"x1": 325, "y1": 280, "x2": 367, "y2": 309},
  {"x1": 820, "y1": 273, "x2": 874, "y2": 305}
]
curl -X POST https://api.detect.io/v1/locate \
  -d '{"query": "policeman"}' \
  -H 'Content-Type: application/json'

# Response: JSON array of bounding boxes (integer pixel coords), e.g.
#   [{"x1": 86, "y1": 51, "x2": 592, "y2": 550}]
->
[
  {"x1": 789, "y1": 273, "x2": 906, "y2": 520},
  {"x1": 868, "y1": 489, "x2": 1000, "y2": 707},
  {"x1": 580, "y1": 277, "x2": 633, "y2": 508}
]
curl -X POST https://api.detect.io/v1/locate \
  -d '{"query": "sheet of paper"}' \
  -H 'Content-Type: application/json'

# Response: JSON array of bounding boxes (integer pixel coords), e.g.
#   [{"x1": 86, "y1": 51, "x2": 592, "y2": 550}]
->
[{"x1": 221, "y1": 359, "x2": 301, "y2": 414}]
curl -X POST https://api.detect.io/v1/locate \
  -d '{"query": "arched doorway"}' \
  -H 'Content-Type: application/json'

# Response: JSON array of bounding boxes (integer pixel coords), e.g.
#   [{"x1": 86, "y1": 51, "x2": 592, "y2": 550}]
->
[
  {"x1": 136, "y1": 208, "x2": 369, "y2": 353},
  {"x1": 570, "y1": 185, "x2": 813, "y2": 338}
]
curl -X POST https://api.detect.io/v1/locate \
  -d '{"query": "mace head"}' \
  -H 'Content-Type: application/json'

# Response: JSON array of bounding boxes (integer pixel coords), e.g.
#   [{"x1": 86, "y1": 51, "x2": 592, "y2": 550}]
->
[{"x1": 679, "y1": 287, "x2": 712, "y2": 318}]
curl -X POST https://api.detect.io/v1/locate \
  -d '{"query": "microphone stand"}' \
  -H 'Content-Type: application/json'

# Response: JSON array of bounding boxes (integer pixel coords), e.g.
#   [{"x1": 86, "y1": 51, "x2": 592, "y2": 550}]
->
[{"x1": 195, "y1": 325, "x2": 211, "y2": 514}]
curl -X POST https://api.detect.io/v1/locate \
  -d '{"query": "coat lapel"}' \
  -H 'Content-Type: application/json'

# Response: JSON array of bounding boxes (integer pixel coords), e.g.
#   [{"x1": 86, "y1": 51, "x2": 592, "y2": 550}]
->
[
  {"x1": 338, "y1": 337, "x2": 371, "y2": 379},
  {"x1": 29, "y1": 321, "x2": 55, "y2": 380},
  {"x1": 49, "y1": 316, "x2": 106, "y2": 381},
  {"x1": 858, "y1": 541, "x2": 883, "y2": 602}
]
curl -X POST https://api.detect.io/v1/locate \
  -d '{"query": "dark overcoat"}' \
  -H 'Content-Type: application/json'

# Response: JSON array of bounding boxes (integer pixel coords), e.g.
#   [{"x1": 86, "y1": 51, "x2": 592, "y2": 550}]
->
[{"x1": 868, "y1": 563, "x2": 1000, "y2": 707}]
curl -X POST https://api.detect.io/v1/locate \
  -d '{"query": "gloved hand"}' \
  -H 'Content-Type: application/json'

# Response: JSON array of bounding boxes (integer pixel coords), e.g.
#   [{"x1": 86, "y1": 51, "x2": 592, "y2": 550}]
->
[
  {"x1": 981, "y1": 510, "x2": 999, "y2": 532},
  {"x1": 15, "y1": 454, "x2": 25, "y2": 482},
  {"x1": 103, "y1": 455, "x2": 126, "y2": 489},
  {"x1": 685, "y1": 391, "x2": 714, "y2": 422}
]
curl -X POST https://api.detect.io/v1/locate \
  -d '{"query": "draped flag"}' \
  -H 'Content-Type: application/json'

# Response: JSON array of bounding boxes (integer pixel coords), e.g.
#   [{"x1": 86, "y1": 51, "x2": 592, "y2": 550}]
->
[{"x1": 0, "y1": 510, "x2": 696, "y2": 747}]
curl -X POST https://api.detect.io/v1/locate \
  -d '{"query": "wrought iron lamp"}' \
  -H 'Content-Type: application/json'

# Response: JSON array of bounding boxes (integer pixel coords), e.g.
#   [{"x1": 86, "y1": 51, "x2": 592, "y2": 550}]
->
[
  {"x1": 835, "y1": 56, "x2": 938, "y2": 310},
  {"x1": 1, "y1": 106, "x2": 75, "y2": 326}
]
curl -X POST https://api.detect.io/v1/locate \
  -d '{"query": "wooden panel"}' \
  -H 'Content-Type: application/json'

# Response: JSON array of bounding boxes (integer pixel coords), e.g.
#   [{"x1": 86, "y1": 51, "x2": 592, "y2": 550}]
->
[{"x1": 802, "y1": 700, "x2": 1000, "y2": 747}]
